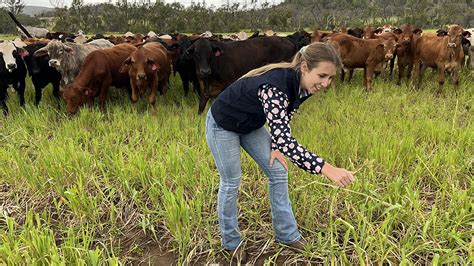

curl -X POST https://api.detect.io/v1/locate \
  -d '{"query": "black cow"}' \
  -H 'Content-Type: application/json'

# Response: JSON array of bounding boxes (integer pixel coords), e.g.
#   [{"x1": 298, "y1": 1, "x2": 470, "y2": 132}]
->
[
  {"x1": 286, "y1": 31, "x2": 311, "y2": 50},
  {"x1": 186, "y1": 36, "x2": 298, "y2": 113},
  {"x1": 22, "y1": 42, "x2": 61, "y2": 105},
  {"x1": 0, "y1": 41, "x2": 28, "y2": 115},
  {"x1": 174, "y1": 36, "x2": 200, "y2": 97},
  {"x1": 348, "y1": 27, "x2": 364, "y2": 38}
]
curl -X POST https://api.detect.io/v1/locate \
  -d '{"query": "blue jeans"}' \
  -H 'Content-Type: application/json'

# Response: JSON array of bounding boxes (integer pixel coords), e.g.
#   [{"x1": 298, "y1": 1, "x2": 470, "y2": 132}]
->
[{"x1": 205, "y1": 109, "x2": 301, "y2": 250}]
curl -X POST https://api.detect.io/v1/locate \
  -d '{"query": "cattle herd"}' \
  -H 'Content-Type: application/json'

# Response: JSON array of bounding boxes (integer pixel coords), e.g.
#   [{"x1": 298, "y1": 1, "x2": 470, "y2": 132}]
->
[{"x1": 0, "y1": 24, "x2": 472, "y2": 116}]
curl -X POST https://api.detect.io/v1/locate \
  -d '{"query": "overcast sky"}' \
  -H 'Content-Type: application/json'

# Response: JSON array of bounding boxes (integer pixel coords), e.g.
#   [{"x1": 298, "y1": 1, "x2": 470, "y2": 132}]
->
[{"x1": 21, "y1": 0, "x2": 282, "y2": 8}]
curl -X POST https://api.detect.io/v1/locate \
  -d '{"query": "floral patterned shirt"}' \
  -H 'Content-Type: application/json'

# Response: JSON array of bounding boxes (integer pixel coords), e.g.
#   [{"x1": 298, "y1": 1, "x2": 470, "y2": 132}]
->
[{"x1": 257, "y1": 84, "x2": 325, "y2": 174}]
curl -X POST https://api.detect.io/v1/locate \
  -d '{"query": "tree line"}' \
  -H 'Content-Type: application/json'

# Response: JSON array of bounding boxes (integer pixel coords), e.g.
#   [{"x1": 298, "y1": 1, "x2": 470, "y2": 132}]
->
[{"x1": 0, "y1": 0, "x2": 473, "y2": 35}]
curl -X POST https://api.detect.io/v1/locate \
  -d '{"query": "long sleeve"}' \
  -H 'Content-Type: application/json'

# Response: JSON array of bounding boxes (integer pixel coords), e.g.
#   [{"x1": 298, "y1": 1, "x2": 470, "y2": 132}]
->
[{"x1": 257, "y1": 84, "x2": 325, "y2": 174}]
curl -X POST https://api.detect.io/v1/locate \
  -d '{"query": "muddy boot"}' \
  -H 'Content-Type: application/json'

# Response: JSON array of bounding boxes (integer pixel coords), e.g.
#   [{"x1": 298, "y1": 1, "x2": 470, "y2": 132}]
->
[
  {"x1": 285, "y1": 237, "x2": 308, "y2": 252},
  {"x1": 226, "y1": 246, "x2": 248, "y2": 264}
]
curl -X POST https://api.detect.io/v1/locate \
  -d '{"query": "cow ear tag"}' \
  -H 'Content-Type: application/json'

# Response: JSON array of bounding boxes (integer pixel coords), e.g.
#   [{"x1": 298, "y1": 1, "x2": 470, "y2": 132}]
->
[
  {"x1": 152, "y1": 64, "x2": 157, "y2": 71},
  {"x1": 215, "y1": 50, "x2": 221, "y2": 56},
  {"x1": 20, "y1": 50, "x2": 29, "y2": 59}
]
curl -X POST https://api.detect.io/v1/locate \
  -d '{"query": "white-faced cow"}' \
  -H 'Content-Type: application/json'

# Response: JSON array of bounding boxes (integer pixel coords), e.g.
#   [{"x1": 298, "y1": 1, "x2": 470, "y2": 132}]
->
[
  {"x1": 33, "y1": 39, "x2": 114, "y2": 89},
  {"x1": 0, "y1": 40, "x2": 28, "y2": 115}
]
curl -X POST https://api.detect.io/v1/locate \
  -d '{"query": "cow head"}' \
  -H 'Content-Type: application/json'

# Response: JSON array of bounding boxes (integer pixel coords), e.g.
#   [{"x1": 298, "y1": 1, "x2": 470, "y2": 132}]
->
[
  {"x1": 61, "y1": 84, "x2": 94, "y2": 115},
  {"x1": 186, "y1": 38, "x2": 223, "y2": 79},
  {"x1": 377, "y1": 39, "x2": 399, "y2": 61},
  {"x1": 34, "y1": 40, "x2": 74, "y2": 70},
  {"x1": 363, "y1": 26, "x2": 377, "y2": 39},
  {"x1": 0, "y1": 40, "x2": 27, "y2": 72},
  {"x1": 22, "y1": 42, "x2": 53, "y2": 76},
  {"x1": 447, "y1": 25, "x2": 464, "y2": 48},
  {"x1": 120, "y1": 47, "x2": 160, "y2": 95}
]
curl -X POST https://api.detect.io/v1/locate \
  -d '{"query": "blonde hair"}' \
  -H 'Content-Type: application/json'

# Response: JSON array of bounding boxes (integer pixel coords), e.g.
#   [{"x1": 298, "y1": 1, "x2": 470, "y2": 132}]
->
[{"x1": 241, "y1": 42, "x2": 342, "y2": 79}]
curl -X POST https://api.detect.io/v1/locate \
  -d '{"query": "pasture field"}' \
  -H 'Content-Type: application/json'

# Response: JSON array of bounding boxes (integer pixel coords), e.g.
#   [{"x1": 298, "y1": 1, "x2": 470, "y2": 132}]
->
[{"x1": 0, "y1": 70, "x2": 473, "y2": 265}]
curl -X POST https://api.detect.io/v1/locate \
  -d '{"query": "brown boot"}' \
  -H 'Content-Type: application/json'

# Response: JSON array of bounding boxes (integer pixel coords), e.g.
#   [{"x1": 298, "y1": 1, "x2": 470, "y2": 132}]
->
[
  {"x1": 286, "y1": 238, "x2": 308, "y2": 252},
  {"x1": 226, "y1": 246, "x2": 248, "y2": 264}
]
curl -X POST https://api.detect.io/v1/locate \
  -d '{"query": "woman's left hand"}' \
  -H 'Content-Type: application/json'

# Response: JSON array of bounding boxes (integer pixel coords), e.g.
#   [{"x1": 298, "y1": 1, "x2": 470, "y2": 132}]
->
[{"x1": 269, "y1": 150, "x2": 288, "y2": 171}]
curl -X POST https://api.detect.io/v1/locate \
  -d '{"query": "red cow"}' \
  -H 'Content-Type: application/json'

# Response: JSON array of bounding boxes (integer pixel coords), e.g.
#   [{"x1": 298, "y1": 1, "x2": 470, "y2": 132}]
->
[
  {"x1": 327, "y1": 33, "x2": 399, "y2": 91},
  {"x1": 393, "y1": 25, "x2": 423, "y2": 86},
  {"x1": 120, "y1": 42, "x2": 171, "y2": 108},
  {"x1": 413, "y1": 25, "x2": 464, "y2": 91},
  {"x1": 61, "y1": 43, "x2": 137, "y2": 114}
]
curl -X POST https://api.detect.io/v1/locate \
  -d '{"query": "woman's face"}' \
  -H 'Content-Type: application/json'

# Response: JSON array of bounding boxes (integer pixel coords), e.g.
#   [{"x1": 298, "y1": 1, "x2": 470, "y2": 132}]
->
[{"x1": 300, "y1": 61, "x2": 337, "y2": 94}]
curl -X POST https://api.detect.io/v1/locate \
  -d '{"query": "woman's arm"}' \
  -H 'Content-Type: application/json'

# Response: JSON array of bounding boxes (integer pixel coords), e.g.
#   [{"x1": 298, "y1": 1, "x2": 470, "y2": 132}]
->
[{"x1": 258, "y1": 84, "x2": 325, "y2": 174}]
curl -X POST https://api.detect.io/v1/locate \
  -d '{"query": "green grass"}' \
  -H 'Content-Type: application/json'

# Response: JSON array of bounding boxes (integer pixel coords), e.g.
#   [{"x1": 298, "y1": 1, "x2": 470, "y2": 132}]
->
[{"x1": 0, "y1": 70, "x2": 473, "y2": 264}]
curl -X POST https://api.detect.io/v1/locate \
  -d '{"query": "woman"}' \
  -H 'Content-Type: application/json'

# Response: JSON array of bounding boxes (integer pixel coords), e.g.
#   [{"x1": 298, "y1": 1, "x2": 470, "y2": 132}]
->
[{"x1": 205, "y1": 42, "x2": 355, "y2": 261}]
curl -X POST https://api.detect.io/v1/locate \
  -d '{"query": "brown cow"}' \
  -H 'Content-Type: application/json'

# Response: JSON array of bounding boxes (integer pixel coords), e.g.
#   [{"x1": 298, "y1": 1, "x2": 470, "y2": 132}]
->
[
  {"x1": 394, "y1": 25, "x2": 423, "y2": 86},
  {"x1": 413, "y1": 25, "x2": 464, "y2": 91},
  {"x1": 61, "y1": 43, "x2": 137, "y2": 115},
  {"x1": 363, "y1": 26, "x2": 399, "y2": 78},
  {"x1": 327, "y1": 33, "x2": 399, "y2": 91},
  {"x1": 311, "y1": 30, "x2": 334, "y2": 43},
  {"x1": 120, "y1": 42, "x2": 171, "y2": 109},
  {"x1": 363, "y1": 26, "x2": 398, "y2": 40}
]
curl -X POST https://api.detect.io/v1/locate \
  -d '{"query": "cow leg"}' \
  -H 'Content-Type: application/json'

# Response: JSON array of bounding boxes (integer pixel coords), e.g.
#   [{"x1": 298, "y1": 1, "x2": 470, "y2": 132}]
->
[
  {"x1": 413, "y1": 60, "x2": 425, "y2": 90},
  {"x1": 397, "y1": 63, "x2": 405, "y2": 86},
  {"x1": 348, "y1": 69, "x2": 354, "y2": 83},
  {"x1": 98, "y1": 82, "x2": 110, "y2": 112},
  {"x1": 51, "y1": 80, "x2": 61, "y2": 109},
  {"x1": 0, "y1": 87, "x2": 8, "y2": 115},
  {"x1": 389, "y1": 56, "x2": 395, "y2": 80},
  {"x1": 340, "y1": 68, "x2": 346, "y2": 82},
  {"x1": 365, "y1": 67, "x2": 374, "y2": 92},
  {"x1": 452, "y1": 66, "x2": 460, "y2": 87},
  {"x1": 181, "y1": 75, "x2": 190, "y2": 96},
  {"x1": 130, "y1": 81, "x2": 139, "y2": 104},
  {"x1": 149, "y1": 77, "x2": 159, "y2": 111},
  {"x1": 363, "y1": 68, "x2": 368, "y2": 90},
  {"x1": 198, "y1": 95, "x2": 209, "y2": 114},
  {"x1": 406, "y1": 64, "x2": 413, "y2": 87},
  {"x1": 436, "y1": 65, "x2": 445, "y2": 92},
  {"x1": 15, "y1": 80, "x2": 26, "y2": 107},
  {"x1": 159, "y1": 77, "x2": 168, "y2": 96},
  {"x1": 192, "y1": 78, "x2": 201, "y2": 96},
  {"x1": 34, "y1": 85, "x2": 43, "y2": 106}
]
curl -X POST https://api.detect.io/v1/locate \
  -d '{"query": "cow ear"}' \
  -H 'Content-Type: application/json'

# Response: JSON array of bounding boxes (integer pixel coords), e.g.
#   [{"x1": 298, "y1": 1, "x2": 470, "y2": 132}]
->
[
  {"x1": 34, "y1": 47, "x2": 48, "y2": 57},
  {"x1": 81, "y1": 87, "x2": 93, "y2": 96},
  {"x1": 393, "y1": 28, "x2": 402, "y2": 35},
  {"x1": 19, "y1": 48, "x2": 29, "y2": 59},
  {"x1": 146, "y1": 58, "x2": 159, "y2": 71},
  {"x1": 120, "y1": 57, "x2": 132, "y2": 73},
  {"x1": 413, "y1": 28, "x2": 423, "y2": 35},
  {"x1": 212, "y1": 44, "x2": 223, "y2": 57},
  {"x1": 376, "y1": 43, "x2": 384, "y2": 48},
  {"x1": 64, "y1": 46, "x2": 74, "y2": 53}
]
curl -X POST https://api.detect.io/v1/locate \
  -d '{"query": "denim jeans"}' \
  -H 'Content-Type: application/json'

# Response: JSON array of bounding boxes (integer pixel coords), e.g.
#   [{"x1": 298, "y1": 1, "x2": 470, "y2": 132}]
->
[{"x1": 206, "y1": 109, "x2": 301, "y2": 250}]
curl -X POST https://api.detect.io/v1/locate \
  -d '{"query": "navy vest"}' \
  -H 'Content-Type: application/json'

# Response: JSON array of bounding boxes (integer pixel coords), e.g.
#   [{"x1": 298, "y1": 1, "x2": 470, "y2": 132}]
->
[{"x1": 211, "y1": 68, "x2": 311, "y2": 134}]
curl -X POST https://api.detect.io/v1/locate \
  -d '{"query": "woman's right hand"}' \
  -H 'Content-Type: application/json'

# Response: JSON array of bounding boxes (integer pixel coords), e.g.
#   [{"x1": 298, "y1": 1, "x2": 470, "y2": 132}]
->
[{"x1": 321, "y1": 163, "x2": 355, "y2": 187}]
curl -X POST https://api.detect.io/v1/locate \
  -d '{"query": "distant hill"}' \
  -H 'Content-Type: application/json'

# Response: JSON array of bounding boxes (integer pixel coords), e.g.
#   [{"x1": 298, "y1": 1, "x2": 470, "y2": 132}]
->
[{"x1": 23, "y1": 6, "x2": 54, "y2": 16}]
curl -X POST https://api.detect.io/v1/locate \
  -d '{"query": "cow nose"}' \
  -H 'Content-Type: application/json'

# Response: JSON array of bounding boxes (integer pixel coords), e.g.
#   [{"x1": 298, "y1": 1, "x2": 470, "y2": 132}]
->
[
  {"x1": 447, "y1": 43, "x2": 456, "y2": 48},
  {"x1": 200, "y1": 69, "x2": 211, "y2": 76},
  {"x1": 32, "y1": 68, "x2": 40, "y2": 75},
  {"x1": 49, "y1": 59, "x2": 59, "y2": 67},
  {"x1": 136, "y1": 74, "x2": 147, "y2": 80},
  {"x1": 385, "y1": 54, "x2": 393, "y2": 60},
  {"x1": 7, "y1": 63, "x2": 16, "y2": 69}
]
